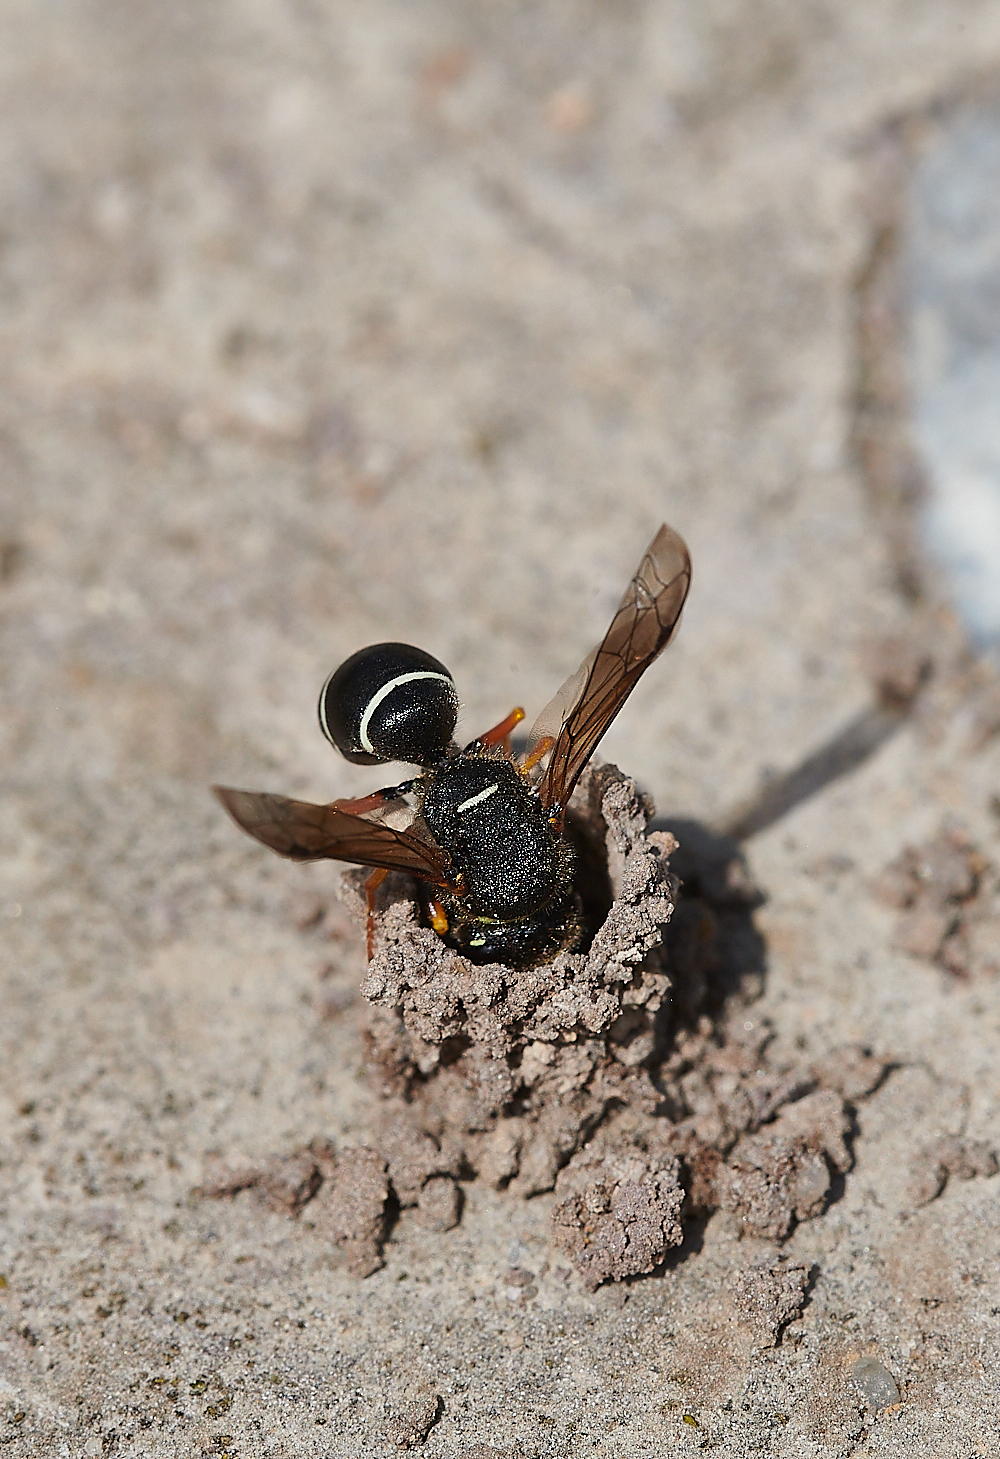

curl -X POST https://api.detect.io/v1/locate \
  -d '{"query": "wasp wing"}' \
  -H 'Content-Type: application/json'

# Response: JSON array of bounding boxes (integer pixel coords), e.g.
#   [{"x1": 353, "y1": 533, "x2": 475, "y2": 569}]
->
[
  {"x1": 528, "y1": 523, "x2": 691, "y2": 816},
  {"x1": 213, "y1": 786, "x2": 453, "y2": 885}
]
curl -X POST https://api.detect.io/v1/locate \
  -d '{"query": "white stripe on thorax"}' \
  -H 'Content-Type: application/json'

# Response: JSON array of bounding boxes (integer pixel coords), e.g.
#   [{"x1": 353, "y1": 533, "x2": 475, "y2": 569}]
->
[
  {"x1": 358, "y1": 671, "x2": 452, "y2": 754},
  {"x1": 456, "y1": 783, "x2": 499, "y2": 814}
]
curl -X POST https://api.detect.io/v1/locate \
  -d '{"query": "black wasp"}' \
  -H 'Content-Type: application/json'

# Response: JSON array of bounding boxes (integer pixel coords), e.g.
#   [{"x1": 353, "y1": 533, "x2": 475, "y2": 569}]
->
[{"x1": 214, "y1": 524, "x2": 691, "y2": 969}]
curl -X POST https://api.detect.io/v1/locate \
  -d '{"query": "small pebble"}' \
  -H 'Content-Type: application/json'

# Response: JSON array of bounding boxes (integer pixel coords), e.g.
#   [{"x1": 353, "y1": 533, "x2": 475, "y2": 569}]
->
[
  {"x1": 392, "y1": 1393, "x2": 442, "y2": 1448},
  {"x1": 851, "y1": 1354, "x2": 900, "y2": 1410}
]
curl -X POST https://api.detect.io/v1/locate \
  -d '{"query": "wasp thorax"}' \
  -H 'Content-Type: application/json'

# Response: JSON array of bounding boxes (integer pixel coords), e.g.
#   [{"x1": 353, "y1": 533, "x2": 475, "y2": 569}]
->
[{"x1": 318, "y1": 642, "x2": 459, "y2": 767}]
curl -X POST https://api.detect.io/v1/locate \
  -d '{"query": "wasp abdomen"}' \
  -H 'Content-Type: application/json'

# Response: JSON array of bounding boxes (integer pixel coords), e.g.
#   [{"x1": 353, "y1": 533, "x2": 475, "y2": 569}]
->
[{"x1": 318, "y1": 642, "x2": 459, "y2": 767}]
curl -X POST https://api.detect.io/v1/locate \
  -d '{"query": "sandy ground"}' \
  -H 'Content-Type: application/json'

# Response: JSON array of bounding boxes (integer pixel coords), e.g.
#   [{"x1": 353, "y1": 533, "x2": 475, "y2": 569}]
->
[{"x1": 3, "y1": 3, "x2": 1000, "y2": 1455}]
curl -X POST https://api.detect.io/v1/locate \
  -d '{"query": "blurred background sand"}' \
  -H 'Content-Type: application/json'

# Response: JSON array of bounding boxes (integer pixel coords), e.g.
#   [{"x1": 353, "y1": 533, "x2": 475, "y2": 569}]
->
[{"x1": 2, "y1": 3, "x2": 1000, "y2": 1455}]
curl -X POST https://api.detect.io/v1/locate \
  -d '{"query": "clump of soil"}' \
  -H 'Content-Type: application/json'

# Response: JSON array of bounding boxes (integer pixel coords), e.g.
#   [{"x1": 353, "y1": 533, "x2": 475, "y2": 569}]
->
[
  {"x1": 551, "y1": 1142, "x2": 685, "y2": 1290},
  {"x1": 201, "y1": 761, "x2": 886, "y2": 1287},
  {"x1": 199, "y1": 1139, "x2": 391, "y2": 1276},
  {"x1": 906, "y1": 1134, "x2": 998, "y2": 1208},
  {"x1": 729, "y1": 1256, "x2": 812, "y2": 1347},
  {"x1": 873, "y1": 824, "x2": 1000, "y2": 976},
  {"x1": 353, "y1": 763, "x2": 677, "y2": 1203}
]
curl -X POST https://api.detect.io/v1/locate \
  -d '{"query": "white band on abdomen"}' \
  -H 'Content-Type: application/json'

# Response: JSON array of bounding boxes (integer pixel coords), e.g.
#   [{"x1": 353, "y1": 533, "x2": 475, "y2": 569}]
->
[{"x1": 358, "y1": 671, "x2": 452, "y2": 754}]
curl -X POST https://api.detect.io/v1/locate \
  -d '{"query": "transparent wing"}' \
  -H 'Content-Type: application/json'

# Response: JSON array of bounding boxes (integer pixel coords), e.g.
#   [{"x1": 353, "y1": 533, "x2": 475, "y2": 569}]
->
[
  {"x1": 213, "y1": 786, "x2": 453, "y2": 885},
  {"x1": 527, "y1": 523, "x2": 691, "y2": 816}
]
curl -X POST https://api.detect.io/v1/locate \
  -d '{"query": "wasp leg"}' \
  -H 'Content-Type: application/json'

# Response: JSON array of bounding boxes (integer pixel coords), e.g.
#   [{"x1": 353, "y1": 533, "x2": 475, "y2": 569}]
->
[
  {"x1": 519, "y1": 734, "x2": 555, "y2": 774},
  {"x1": 474, "y1": 706, "x2": 526, "y2": 755},
  {"x1": 363, "y1": 867, "x2": 390, "y2": 959},
  {"x1": 426, "y1": 896, "x2": 450, "y2": 936},
  {"x1": 331, "y1": 779, "x2": 418, "y2": 815}
]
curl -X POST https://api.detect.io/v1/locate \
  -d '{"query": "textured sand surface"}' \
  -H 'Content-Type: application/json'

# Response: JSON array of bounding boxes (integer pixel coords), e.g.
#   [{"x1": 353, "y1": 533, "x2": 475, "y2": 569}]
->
[{"x1": 3, "y1": 3, "x2": 1000, "y2": 1456}]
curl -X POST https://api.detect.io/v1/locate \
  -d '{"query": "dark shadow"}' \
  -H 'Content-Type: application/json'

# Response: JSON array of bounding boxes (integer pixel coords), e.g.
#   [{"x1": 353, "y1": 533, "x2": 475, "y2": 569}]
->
[
  {"x1": 565, "y1": 804, "x2": 615, "y2": 947},
  {"x1": 650, "y1": 816, "x2": 768, "y2": 1034},
  {"x1": 381, "y1": 1185, "x2": 403, "y2": 1245},
  {"x1": 789, "y1": 1262, "x2": 822, "y2": 1334},
  {"x1": 825, "y1": 1165, "x2": 849, "y2": 1218},
  {"x1": 714, "y1": 703, "x2": 911, "y2": 843},
  {"x1": 659, "y1": 1212, "x2": 710, "y2": 1271}
]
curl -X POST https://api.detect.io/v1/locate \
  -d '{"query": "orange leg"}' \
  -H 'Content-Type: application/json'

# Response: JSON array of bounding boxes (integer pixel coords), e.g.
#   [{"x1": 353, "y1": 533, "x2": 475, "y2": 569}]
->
[
  {"x1": 334, "y1": 791, "x2": 390, "y2": 815},
  {"x1": 426, "y1": 897, "x2": 450, "y2": 935},
  {"x1": 519, "y1": 734, "x2": 555, "y2": 774},
  {"x1": 332, "y1": 778, "x2": 416, "y2": 816},
  {"x1": 476, "y1": 705, "x2": 526, "y2": 755},
  {"x1": 364, "y1": 867, "x2": 389, "y2": 959}
]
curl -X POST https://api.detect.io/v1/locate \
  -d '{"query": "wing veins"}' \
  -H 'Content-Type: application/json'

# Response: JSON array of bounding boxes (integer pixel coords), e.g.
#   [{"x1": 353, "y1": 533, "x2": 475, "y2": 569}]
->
[
  {"x1": 533, "y1": 524, "x2": 691, "y2": 812},
  {"x1": 213, "y1": 786, "x2": 452, "y2": 885}
]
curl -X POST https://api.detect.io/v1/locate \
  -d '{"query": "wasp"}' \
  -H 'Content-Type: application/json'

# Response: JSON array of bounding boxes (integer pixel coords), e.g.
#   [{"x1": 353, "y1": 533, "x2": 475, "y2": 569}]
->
[{"x1": 214, "y1": 524, "x2": 691, "y2": 969}]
